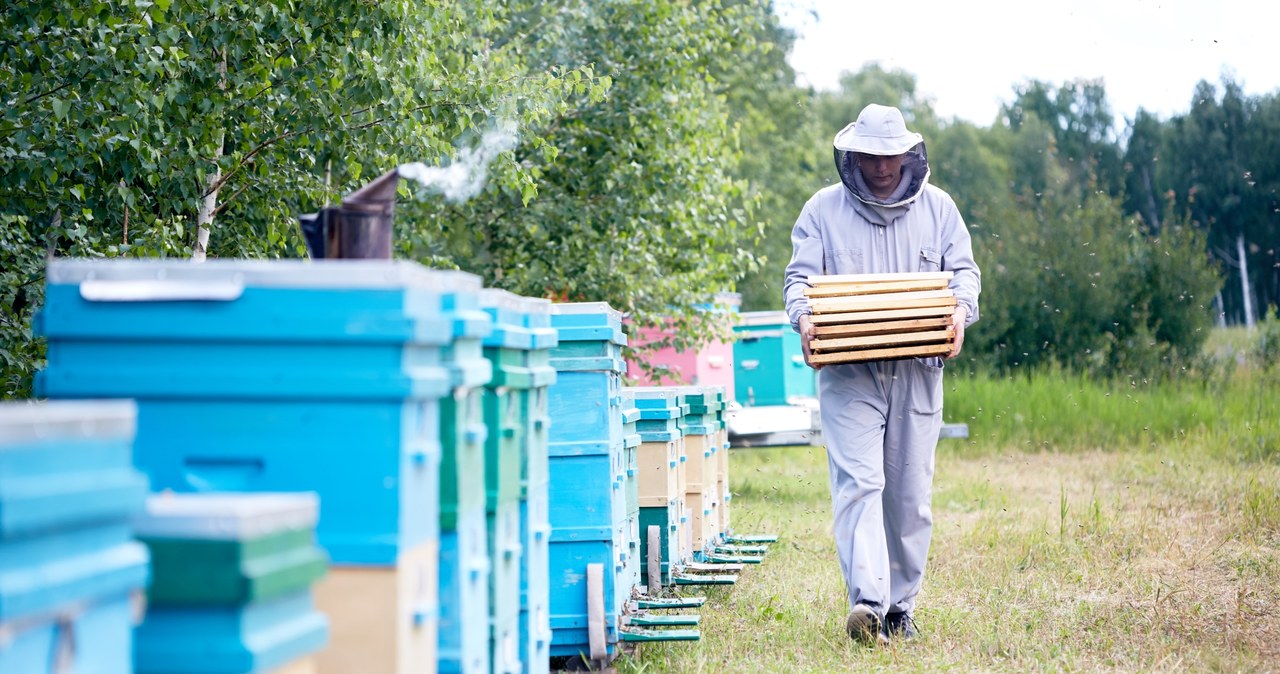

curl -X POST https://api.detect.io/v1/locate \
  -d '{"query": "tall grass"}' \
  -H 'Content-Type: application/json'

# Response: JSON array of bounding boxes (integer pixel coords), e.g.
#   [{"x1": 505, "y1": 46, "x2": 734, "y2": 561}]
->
[{"x1": 943, "y1": 366, "x2": 1279, "y2": 462}]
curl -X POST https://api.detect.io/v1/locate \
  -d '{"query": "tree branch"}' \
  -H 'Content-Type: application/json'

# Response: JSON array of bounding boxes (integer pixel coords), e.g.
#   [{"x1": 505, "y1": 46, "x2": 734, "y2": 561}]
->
[
  {"x1": 22, "y1": 80, "x2": 77, "y2": 107},
  {"x1": 0, "y1": 311, "x2": 24, "y2": 329},
  {"x1": 212, "y1": 180, "x2": 253, "y2": 216},
  {"x1": 201, "y1": 94, "x2": 473, "y2": 201},
  {"x1": 201, "y1": 130, "x2": 293, "y2": 198}
]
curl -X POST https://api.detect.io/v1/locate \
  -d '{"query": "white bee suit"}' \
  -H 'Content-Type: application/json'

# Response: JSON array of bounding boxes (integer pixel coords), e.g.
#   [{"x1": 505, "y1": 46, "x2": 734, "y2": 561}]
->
[{"x1": 783, "y1": 104, "x2": 981, "y2": 618}]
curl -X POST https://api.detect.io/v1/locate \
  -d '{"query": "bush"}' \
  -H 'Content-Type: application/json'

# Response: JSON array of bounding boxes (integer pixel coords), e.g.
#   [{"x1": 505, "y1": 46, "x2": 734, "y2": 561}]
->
[
  {"x1": 0, "y1": 216, "x2": 43, "y2": 398},
  {"x1": 1256, "y1": 306, "x2": 1280, "y2": 372},
  {"x1": 960, "y1": 191, "x2": 1221, "y2": 380}
]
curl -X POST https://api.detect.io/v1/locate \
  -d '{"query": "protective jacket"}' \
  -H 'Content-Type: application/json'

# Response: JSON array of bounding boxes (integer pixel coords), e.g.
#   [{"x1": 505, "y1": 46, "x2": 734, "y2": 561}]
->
[{"x1": 783, "y1": 141, "x2": 980, "y2": 330}]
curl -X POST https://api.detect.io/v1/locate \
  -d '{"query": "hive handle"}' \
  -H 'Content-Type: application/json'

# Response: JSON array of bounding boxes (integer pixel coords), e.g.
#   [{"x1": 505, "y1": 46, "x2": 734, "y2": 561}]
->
[{"x1": 80, "y1": 279, "x2": 244, "y2": 302}]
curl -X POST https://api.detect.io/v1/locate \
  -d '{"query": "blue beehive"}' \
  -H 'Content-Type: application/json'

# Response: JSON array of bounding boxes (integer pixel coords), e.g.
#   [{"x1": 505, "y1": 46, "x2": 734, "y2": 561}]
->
[
  {"x1": 620, "y1": 397, "x2": 641, "y2": 519},
  {"x1": 37, "y1": 259, "x2": 463, "y2": 674},
  {"x1": 0, "y1": 401, "x2": 150, "y2": 674},
  {"x1": 433, "y1": 287, "x2": 494, "y2": 674},
  {"x1": 488, "y1": 501, "x2": 521, "y2": 673},
  {"x1": 547, "y1": 304, "x2": 628, "y2": 534},
  {"x1": 521, "y1": 299, "x2": 558, "y2": 498},
  {"x1": 673, "y1": 386, "x2": 719, "y2": 555},
  {"x1": 732, "y1": 310, "x2": 816, "y2": 406},
  {"x1": 619, "y1": 396, "x2": 642, "y2": 596},
  {"x1": 435, "y1": 293, "x2": 498, "y2": 674},
  {"x1": 514, "y1": 295, "x2": 557, "y2": 674},
  {"x1": 546, "y1": 302, "x2": 634, "y2": 658},
  {"x1": 36, "y1": 259, "x2": 463, "y2": 565},
  {"x1": 519, "y1": 492, "x2": 551, "y2": 674},
  {"x1": 546, "y1": 524, "x2": 630, "y2": 656},
  {"x1": 698, "y1": 385, "x2": 731, "y2": 541}
]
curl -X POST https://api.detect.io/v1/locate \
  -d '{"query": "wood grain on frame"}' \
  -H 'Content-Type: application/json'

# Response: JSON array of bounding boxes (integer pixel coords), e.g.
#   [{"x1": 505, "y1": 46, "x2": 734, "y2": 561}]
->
[
  {"x1": 808, "y1": 342, "x2": 953, "y2": 365},
  {"x1": 809, "y1": 290, "x2": 955, "y2": 314},
  {"x1": 811, "y1": 316, "x2": 953, "y2": 338},
  {"x1": 808, "y1": 271, "x2": 953, "y2": 286},
  {"x1": 810, "y1": 328, "x2": 953, "y2": 352},
  {"x1": 803, "y1": 278, "x2": 951, "y2": 298},
  {"x1": 810, "y1": 305, "x2": 956, "y2": 325}
]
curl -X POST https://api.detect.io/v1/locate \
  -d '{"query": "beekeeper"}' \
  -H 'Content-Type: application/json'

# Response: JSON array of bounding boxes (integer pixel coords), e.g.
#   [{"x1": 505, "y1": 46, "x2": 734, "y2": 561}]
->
[{"x1": 783, "y1": 103, "x2": 981, "y2": 644}]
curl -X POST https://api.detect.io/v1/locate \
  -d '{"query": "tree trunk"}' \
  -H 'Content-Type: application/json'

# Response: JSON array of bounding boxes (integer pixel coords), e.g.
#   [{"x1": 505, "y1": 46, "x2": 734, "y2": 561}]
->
[
  {"x1": 193, "y1": 50, "x2": 227, "y2": 263},
  {"x1": 1141, "y1": 166, "x2": 1160, "y2": 230},
  {"x1": 192, "y1": 136, "x2": 222, "y2": 263},
  {"x1": 1236, "y1": 232, "x2": 1255, "y2": 329}
]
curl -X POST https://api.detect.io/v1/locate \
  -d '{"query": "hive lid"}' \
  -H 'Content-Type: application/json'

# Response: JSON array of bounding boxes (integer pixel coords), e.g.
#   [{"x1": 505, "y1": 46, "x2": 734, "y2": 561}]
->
[
  {"x1": 0, "y1": 400, "x2": 136, "y2": 449},
  {"x1": 736, "y1": 310, "x2": 790, "y2": 327},
  {"x1": 47, "y1": 258, "x2": 481, "y2": 295},
  {"x1": 480, "y1": 288, "x2": 523, "y2": 312},
  {"x1": 133, "y1": 492, "x2": 319, "y2": 541},
  {"x1": 550, "y1": 301, "x2": 617, "y2": 316},
  {"x1": 517, "y1": 296, "x2": 553, "y2": 318},
  {"x1": 623, "y1": 386, "x2": 684, "y2": 403}
]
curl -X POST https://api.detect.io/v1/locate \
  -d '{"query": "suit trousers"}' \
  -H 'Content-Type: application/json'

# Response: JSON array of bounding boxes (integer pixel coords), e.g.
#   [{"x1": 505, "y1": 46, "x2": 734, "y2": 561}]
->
[{"x1": 819, "y1": 357, "x2": 943, "y2": 616}]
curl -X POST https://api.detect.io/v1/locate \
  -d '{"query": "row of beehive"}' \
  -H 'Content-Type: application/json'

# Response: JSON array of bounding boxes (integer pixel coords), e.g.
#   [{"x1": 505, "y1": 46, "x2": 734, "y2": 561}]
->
[
  {"x1": 4, "y1": 258, "x2": 762, "y2": 674},
  {"x1": 542, "y1": 301, "x2": 753, "y2": 660},
  {"x1": 0, "y1": 402, "x2": 330, "y2": 674}
]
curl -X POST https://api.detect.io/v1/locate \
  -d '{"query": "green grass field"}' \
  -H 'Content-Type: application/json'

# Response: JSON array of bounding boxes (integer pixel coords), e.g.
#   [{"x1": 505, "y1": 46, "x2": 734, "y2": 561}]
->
[{"x1": 615, "y1": 370, "x2": 1280, "y2": 673}]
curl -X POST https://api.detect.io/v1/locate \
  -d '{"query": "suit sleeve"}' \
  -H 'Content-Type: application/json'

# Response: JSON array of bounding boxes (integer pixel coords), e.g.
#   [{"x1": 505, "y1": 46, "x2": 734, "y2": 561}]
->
[
  {"x1": 783, "y1": 196, "x2": 824, "y2": 332},
  {"x1": 940, "y1": 197, "x2": 981, "y2": 327}
]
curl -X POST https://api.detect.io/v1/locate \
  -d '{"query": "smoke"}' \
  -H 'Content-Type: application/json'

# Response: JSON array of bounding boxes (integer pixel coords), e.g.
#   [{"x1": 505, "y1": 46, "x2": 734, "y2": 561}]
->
[{"x1": 399, "y1": 121, "x2": 520, "y2": 203}]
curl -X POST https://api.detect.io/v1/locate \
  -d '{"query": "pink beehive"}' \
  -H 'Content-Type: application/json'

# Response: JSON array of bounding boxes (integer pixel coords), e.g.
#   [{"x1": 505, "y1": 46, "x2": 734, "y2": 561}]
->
[{"x1": 625, "y1": 293, "x2": 739, "y2": 401}]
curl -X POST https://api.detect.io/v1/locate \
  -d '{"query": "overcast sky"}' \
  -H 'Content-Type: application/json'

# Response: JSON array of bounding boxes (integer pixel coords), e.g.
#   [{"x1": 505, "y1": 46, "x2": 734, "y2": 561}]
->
[{"x1": 776, "y1": 0, "x2": 1280, "y2": 130}]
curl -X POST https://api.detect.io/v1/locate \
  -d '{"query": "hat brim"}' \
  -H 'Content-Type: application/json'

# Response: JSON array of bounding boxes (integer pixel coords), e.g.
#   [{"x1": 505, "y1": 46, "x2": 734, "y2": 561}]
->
[{"x1": 833, "y1": 123, "x2": 923, "y2": 156}]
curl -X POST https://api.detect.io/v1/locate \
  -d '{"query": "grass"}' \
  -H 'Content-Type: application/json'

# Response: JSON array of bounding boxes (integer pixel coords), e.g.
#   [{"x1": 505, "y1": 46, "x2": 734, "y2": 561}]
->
[
  {"x1": 943, "y1": 367, "x2": 1280, "y2": 462},
  {"x1": 613, "y1": 372, "x2": 1280, "y2": 672}
]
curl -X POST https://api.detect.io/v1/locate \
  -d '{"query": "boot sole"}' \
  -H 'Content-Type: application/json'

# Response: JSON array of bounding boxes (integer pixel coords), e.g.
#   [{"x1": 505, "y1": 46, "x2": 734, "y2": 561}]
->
[{"x1": 845, "y1": 607, "x2": 890, "y2": 646}]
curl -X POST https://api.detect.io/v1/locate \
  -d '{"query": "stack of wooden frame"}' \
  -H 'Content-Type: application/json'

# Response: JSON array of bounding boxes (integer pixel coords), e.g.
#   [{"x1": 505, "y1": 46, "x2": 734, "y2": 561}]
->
[{"x1": 803, "y1": 272, "x2": 956, "y2": 365}]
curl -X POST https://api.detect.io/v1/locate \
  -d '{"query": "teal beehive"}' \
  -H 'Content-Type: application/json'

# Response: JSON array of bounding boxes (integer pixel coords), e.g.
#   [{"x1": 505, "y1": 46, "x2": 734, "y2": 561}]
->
[
  {"x1": 732, "y1": 311, "x2": 816, "y2": 406},
  {"x1": 131, "y1": 492, "x2": 330, "y2": 674},
  {"x1": 132, "y1": 492, "x2": 327, "y2": 607}
]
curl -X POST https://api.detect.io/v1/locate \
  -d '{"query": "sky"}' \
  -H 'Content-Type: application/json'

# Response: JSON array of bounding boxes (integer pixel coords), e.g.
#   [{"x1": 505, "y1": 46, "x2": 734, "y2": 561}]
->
[{"x1": 775, "y1": 0, "x2": 1280, "y2": 130}]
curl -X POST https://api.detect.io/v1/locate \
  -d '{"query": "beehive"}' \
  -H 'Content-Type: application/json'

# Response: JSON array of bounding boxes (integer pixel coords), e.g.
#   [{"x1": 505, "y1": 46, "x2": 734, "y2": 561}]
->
[
  {"x1": 508, "y1": 295, "x2": 558, "y2": 674},
  {"x1": 733, "y1": 311, "x2": 815, "y2": 405},
  {"x1": 0, "y1": 401, "x2": 149, "y2": 674},
  {"x1": 38, "y1": 259, "x2": 465, "y2": 566},
  {"x1": 546, "y1": 302, "x2": 634, "y2": 659},
  {"x1": 134, "y1": 493, "x2": 331, "y2": 674}
]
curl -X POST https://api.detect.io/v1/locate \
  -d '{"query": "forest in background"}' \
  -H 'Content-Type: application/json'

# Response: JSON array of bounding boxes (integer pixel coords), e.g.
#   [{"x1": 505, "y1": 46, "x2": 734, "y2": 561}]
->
[{"x1": 3, "y1": 1, "x2": 1278, "y2": 397}]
